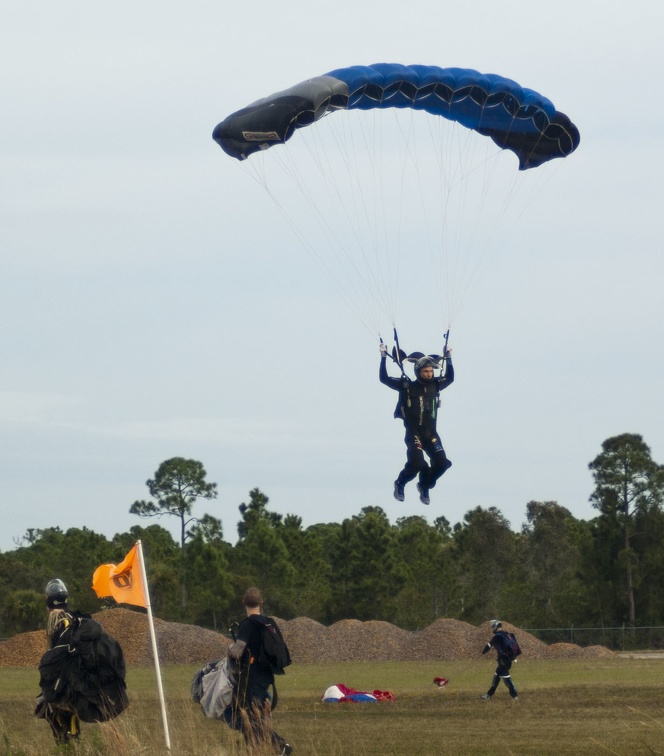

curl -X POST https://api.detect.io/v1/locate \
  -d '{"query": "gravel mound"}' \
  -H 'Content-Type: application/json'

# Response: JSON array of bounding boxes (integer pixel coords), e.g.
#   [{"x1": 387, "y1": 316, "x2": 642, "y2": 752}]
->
[
  {"x1": 0, "y1": 610, "x2": 612, "y2": 667},
  {"x1": 0, "y1": 609, "x2": 230, "y2": 667}
]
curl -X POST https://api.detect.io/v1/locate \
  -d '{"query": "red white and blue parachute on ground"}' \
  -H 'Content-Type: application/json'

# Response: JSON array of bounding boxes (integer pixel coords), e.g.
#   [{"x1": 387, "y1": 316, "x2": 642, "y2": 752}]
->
[{"x1": 213, "y1": 63, "x2": 579, "y2": 343}]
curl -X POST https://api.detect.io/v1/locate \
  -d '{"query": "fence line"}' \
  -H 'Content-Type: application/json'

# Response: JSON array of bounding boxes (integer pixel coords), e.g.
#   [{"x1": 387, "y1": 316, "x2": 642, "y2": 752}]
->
[{"x1": 523, "y1": 625, "x2": 664, "y2": 651}]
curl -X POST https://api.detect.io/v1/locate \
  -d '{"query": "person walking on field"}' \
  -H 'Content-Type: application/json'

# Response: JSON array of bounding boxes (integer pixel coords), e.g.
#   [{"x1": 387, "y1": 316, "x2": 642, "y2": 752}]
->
[
  {"x1": 34, "y1": 579, "x2": 128, "y2": 744},
  {"x1": 225, "y1": 587, "x2": 292, "y2": 755},
  {"x1": 480, "y1": 619, "x2": 520, "y2": 701}
]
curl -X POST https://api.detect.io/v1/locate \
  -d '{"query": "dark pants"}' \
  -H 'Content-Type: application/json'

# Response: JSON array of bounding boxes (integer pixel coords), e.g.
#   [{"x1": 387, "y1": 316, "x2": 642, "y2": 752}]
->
[
  {"x1": 397, "y1": 432, "x2": 452, "y2": 489},
  {"x1": 487, "y1": 659, "x2": 518, "y2": 698},
  {"x1": 224, "y1": 669, "x2": 288, "y2": 753}
]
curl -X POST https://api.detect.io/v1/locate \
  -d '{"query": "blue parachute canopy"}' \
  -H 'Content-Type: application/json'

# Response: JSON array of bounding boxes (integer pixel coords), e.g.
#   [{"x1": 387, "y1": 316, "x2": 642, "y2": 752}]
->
[{"x1": 213, "y1": 63, "x2": 580, "y2": 170}]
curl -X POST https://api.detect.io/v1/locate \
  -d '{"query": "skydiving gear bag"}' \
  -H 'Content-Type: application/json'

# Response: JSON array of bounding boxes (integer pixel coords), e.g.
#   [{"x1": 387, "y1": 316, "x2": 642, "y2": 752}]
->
[
  {"x1": 36, "y1": 614, "x2": 128, "y2": 723},
  {"x1": 251, "y1": 615, "x2": 292, "y2": 675},
  {"x1": 191, "y1": 658, "x2": 235, "y2": 718},
  {"x1": 500, "y1": 631, "x2": 522, "y2": 661}
]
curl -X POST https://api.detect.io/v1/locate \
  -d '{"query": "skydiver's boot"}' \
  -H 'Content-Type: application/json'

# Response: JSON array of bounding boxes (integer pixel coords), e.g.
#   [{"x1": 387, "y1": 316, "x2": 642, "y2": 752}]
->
[
  {"x1": 46, "y1": 710, "x2": 73, "y2": 745},
  {"x1": 393, "y1": 480, "x2": 405, "y2": 502},
  {"x1": 416, "y1": 483, "x2": 430, "y2": 505}
]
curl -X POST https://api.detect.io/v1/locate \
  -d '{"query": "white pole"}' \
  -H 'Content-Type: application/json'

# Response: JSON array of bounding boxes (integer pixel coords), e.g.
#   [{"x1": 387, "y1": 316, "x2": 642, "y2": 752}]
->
[{"x1": 136, "y1": 540, "x2": 171, "y2": 751}]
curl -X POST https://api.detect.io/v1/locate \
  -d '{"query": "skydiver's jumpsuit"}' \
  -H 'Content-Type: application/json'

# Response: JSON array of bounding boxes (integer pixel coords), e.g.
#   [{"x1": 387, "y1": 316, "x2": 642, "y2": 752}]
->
[
  {"x1": 379, "y1": 355, "x2": 454, "y2": 491},
  {"x1": 482, "y1": 631, "x2": 519, "y2": 699}
]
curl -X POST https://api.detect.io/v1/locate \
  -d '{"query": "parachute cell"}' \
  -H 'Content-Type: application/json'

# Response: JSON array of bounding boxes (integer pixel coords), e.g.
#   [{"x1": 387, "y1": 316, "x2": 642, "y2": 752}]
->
[{"x1": 213, "y1": 63, "x2": 580, "y2": 170}]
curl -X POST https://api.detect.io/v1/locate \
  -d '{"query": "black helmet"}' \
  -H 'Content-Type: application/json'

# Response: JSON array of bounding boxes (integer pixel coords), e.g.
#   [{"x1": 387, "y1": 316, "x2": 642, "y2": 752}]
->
[
  {"x1": 45, "y1": 578, "x2": 68, "y2": 609},
  {"x1": 414, "y1": 356, "x2": 438, "y2": 379}
]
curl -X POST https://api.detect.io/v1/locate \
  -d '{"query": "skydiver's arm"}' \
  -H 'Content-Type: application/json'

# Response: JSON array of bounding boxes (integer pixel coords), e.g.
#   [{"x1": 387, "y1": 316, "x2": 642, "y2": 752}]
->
[
  {"x1": 379, "y1": 355, "x2": 403, "y2": 390},
  {"x1": 437, "y1": 357, "x2": 454, "y2": 389},
  {"x1": 227, "y1": 639, "x2": 247, "y2": 661}
]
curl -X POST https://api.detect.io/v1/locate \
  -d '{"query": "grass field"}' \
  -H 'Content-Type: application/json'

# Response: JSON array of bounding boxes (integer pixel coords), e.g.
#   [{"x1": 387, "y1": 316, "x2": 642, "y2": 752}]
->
[{"x1": 1, "y1": 658, "x2": 662, "y2": 754}]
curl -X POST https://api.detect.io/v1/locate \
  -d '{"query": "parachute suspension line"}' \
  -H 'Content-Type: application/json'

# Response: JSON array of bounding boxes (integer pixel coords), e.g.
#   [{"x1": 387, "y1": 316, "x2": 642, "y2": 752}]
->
[
  {"x1": 451, "y1": 127, "x2": 509, "y2": 322},
  {"x1": 444, "y1": 126, "x2": 506, "y2": 322},
  {"x1": 297, "y1": 111, "x2": 397, "y2": 332},
  {"x1": 446, "y1": 104, "x2": 561, "y2": 321},
  {"x1": 393, "y1": 109, "x2": 438, "y2": 324},
  {"x1": 238, "y1": 154, "x2": 380, "y2": 339},
  {"x1": 332, "y1": 109, "x2": 403, "y2": 329},
  {"x1": 381, "y1": 111, "x2": 419, "y2": 328},
  {"x1": 297, "y1": 123, "x2": 396, "y2": 336},
  {"x1": 425, "y1": 112, "x2": 537, "y2": 326},
  {"x1": 296, "y1": 117, "x2": 379, "y2": 313},
  {"x1": 427, "y1": 117, "x2": 481, "y2": 326},
  {"x1": 345, "y1": 110, "x2": 400, "y2": 328},
  {"x1": 453, "y1": 107, "x2": 560, "y2": 302},
  {"x1": 376, "y1": 112, "x2": 401, "y2": 326}
]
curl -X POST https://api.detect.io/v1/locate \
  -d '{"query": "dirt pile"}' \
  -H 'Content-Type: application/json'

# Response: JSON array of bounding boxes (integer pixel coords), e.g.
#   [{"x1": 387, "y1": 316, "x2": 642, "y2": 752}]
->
[
  {"x1": 0, "y1": 610, "x2": 613, "y2": 667},
  {"x1": 0, "y1": 609, "x2": 230, "y2": 667},
  {"x1": 277, "y1": 618, "x2": 613, "y2": 662}
]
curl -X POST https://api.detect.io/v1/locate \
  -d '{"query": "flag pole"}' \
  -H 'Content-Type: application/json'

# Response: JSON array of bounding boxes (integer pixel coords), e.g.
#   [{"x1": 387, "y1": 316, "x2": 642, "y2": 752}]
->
[{"x1": 136, "y1": 540, "x2": 171, "y2": 751}]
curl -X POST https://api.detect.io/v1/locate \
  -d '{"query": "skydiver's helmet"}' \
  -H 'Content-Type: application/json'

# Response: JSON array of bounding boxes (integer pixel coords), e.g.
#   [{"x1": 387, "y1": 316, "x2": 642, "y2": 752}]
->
[
  {"x1": 489, "y1": 619, "x2": 502, "y2": 633},
  {"x1": 45, "y1": 578, "x2": 68, "y2": 609},
  {"x1": 414, "y1": 356, "x2": 438, "y2": 381}
]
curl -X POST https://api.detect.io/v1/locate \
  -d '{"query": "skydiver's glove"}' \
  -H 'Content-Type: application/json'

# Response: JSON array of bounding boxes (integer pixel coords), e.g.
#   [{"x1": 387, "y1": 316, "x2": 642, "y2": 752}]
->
[
  {"x1": 445, "y1": 348, "x2": 453, "y2": 360},
  {"x1": 379, "y1": 343, "x2": 388, "y2": 357}
]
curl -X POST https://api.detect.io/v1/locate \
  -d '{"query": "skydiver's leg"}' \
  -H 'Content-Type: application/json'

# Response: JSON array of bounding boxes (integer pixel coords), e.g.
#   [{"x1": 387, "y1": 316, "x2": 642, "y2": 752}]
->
[
  {"x1": 501, "y1": 673, "x2": 518, "y2": 698},
  {"x1": 44, "y1": 707, "x2": 79, "y2": 744},
  {"x1": 420, "y1": 437, "x2": 452, "y2": 489},
  {"x1": 486, "y1": 671, "x2": 500, "y2": 697},
  {"x1": 398, "y1": 434, "x2": 428, "y2": 486},
  {"x1": 498, "y1": 660, "x2": 518, "y2": 698},
  {"x1": 68, "y1": 713, "x2": 81, "y2": 740}
]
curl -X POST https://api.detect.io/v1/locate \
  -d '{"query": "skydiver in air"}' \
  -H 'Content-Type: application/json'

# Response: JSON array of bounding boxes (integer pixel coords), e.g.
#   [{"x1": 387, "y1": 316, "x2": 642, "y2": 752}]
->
[{"x1": 379, "y1": 343, "x2": 454, "y2": 505}]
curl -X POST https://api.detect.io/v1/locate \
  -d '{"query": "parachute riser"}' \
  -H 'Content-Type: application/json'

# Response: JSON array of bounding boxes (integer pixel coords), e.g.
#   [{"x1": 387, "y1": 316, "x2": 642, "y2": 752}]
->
[
  {"x1": 392, "y1": 327, "x2": 407, "y2": 377},
  {"x1": 443, "y1": 329, "x2": 450, "y2": 356},
  {"x1": 381, "y1": 327, "x2": 449, "y2": 377}
]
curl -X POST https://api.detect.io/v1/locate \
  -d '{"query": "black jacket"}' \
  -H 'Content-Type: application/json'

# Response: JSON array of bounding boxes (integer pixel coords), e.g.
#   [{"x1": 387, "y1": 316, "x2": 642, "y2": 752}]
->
[
  {"x1": 380, "y1": 357, "x2": 454, "y2": 437},
  {"x1": 482, "y1": 630, "x2": 519, "y2": 663}
]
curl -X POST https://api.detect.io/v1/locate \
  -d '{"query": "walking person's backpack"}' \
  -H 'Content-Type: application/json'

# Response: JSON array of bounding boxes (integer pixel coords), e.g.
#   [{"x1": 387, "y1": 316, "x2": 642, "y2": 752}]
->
[
  {"x1": 251, "y1": 615, "x2": 292, "y2": 675},
  {"x1": 500, "y1": 631, "x2": 522, "y2": 661}
]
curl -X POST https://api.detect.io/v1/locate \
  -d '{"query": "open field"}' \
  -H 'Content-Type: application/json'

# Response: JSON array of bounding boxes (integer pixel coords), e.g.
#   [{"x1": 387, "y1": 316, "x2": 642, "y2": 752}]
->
[{"x1": 1, "y1": 658, "x2": 663, "y2": 755}]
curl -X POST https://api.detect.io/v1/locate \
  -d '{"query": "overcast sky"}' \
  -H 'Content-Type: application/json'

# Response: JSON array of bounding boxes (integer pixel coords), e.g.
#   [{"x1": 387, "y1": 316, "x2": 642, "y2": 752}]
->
[{"x1": 2, "y1": 0, "x2": 663, "y2": 553}]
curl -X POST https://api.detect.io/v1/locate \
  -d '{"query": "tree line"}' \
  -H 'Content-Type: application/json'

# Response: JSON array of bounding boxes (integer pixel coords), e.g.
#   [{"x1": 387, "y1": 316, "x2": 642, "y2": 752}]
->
[{"x1": 1, "y1": 433, "x2": 663, "y2": 643}]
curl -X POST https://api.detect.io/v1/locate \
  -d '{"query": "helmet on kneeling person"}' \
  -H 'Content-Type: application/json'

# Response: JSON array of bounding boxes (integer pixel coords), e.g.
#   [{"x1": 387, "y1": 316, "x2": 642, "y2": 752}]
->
[{"x1": 45, "y1": 579, "x2": 69, "y2": 609}]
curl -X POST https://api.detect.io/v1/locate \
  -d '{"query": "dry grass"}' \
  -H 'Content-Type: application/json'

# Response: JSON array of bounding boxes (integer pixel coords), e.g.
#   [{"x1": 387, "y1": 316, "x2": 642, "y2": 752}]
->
[
  {"x1": 1, "y1": 658, "x2": 662, "y2": 755},
  {"x1": 0, "y1": 614, "x2": 649, "y2": 754}
]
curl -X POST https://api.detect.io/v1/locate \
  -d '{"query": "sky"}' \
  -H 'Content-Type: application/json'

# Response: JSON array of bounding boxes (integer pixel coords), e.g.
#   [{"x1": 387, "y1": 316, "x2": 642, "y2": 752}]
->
[{"x1": 2, "y1": 0, "x2": 663, "y2": 553}]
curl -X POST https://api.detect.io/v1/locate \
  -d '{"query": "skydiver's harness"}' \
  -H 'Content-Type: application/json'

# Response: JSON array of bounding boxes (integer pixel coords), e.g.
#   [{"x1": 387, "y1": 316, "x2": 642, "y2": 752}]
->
[{"x1": 381, "y1": 327, "x2": 450, "y2": 424}]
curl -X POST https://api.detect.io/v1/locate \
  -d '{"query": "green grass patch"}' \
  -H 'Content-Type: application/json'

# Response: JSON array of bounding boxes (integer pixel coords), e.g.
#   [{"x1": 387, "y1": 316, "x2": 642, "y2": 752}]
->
[{"x1": 1, "y1": 659, "x2": 662, "y2": 754}]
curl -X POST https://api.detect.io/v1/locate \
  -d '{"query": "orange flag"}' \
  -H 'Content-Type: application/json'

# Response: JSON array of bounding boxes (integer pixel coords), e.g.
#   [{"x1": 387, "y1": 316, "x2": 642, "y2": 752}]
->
[{"x1": 92, "y1": 543, "x2": 148, "y2": 608}]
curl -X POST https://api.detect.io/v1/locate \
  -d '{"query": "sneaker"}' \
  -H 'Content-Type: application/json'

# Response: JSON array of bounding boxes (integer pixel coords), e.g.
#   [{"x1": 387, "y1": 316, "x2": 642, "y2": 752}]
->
[
  {"x1": 393, "y1": 480, "x2": 405, "y2": 502},
  {"x1": 512, "y1": 696, "x2": 519, "y2": 702},
  {"x1": 416, "y1": 482, "x2": 430, "y2": 505},
  {"x1": 279, "y1": 746, "x2": 293, "y2": 756},
  {"x1": 480, "y1": 694, "x2": 491, "y2": 701}
]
